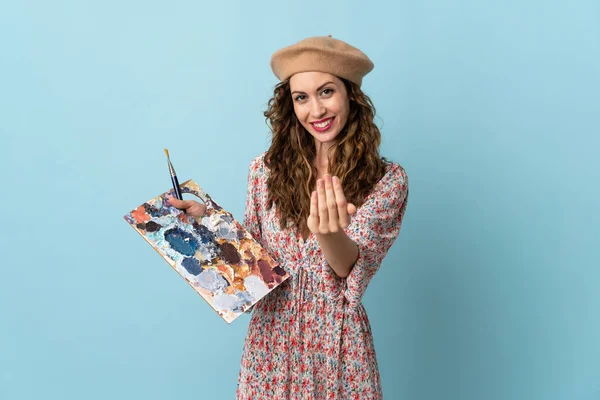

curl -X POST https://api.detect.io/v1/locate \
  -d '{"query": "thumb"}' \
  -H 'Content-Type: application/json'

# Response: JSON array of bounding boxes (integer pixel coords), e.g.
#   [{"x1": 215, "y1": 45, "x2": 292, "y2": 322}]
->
[{"x1": 347, "y1": 203, "x2": 357, "y2": 215}]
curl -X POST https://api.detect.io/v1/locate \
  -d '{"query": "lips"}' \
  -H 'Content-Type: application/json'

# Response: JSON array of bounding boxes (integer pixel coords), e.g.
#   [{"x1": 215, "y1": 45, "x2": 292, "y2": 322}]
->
[{"x1": 310, "y1": 117, "x2": 335, "y2": 133}]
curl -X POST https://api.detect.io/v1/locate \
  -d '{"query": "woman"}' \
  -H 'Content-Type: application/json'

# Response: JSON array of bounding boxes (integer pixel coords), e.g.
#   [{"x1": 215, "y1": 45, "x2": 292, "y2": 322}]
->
[{"x1": 169, "y1": 36, "x2": 408, "y2": 400}]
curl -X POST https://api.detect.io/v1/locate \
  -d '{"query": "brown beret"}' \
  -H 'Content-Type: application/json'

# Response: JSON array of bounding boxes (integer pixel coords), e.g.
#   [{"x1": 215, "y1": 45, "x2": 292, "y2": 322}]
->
[{"x1": 270, "y1": 35, "x2": 374, "y2": 87}]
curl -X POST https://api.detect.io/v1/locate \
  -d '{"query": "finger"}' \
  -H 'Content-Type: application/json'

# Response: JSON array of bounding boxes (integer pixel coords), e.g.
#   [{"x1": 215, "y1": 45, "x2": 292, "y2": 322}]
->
[
  {"x1": 324, "y1": 175, "x2": 339, "y2": 232},
  {"x1": 166, "y1": 195, "x2": 182, "y2": 207},
  {"x1": 332, "y1": 176, "x2": 349, "y2": 227},
  {"x1": 308, "y1": 190, "x2": 318, "y2": 230},
  {"x1": 309, "y1": 190, "x2": 318, "y2": 218},
  {"x1": 190, "y1": 203, "x2": 207, "y2": 218},
  {"x1": 167, "y1": 196, "x2": 193, "y2": 210},
  {"x1": 316, "y1": 179, "x2": 329, "y2": 231},
  {"x1": 180, "y1": 200, "x2": 199, "y2": 212}
]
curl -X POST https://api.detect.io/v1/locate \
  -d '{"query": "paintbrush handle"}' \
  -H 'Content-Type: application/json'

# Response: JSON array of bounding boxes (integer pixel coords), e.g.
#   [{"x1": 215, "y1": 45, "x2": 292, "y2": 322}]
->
[{"x1": 171, "y1": 174, "x2": 183, "y2": 200}]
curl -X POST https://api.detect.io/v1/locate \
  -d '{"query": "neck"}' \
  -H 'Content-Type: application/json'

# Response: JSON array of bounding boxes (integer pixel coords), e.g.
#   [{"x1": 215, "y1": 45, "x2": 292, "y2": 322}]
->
[{"x1": 314, "y1": 140, "x2": 335, "y2": 177}]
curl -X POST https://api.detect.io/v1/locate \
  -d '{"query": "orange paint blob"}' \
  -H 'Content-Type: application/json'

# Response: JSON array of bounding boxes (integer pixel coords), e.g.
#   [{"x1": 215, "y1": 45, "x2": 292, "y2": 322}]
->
[{"x1": 131, "y1": 205, "x2": 151, "y2": 223}]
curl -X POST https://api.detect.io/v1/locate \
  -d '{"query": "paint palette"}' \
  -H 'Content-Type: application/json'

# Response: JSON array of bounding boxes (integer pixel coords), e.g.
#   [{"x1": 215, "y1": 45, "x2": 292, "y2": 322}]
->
[{"x1": 124, "y1": 179, "x2": 288, "y2": 323}]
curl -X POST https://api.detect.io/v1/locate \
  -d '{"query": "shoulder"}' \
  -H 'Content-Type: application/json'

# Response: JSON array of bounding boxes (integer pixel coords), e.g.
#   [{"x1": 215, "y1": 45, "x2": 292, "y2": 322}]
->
[
  {"x1": 358, "y1": 159, "x2": 409, "y2": 211},
  {"x1": 248, "y1": 152, "x2": 269, "y2": 176},
  {"x1": 352, "y1": 159, "x2": 409, "y2": 224},
  {"x1": 379, "y1": 159, "x2": 408, "y2": 194}
]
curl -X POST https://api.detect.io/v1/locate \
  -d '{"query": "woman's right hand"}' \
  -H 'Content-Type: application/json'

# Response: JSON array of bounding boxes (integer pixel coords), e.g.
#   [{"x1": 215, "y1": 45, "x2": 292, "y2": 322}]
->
[{"x1": 166, "y1": 195, "x2": 207, "y2": 218}]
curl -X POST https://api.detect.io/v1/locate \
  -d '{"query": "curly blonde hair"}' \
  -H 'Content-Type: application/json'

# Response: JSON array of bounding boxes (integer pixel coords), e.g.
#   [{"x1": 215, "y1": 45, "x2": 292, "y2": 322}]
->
[{"x1": 264, "y1": 77, "x2": 387, "y2": 232}]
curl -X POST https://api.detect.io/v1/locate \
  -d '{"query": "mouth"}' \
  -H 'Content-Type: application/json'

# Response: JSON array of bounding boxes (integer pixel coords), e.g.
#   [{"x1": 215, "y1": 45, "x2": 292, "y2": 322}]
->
[{"x1": 310, "y1": 117, "x2": 335, "y2": 133}]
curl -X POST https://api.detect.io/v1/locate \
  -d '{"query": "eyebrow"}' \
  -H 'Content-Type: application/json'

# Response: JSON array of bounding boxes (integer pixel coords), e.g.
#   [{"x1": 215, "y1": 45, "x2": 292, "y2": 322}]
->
[{"x1": 291, "y1": 81, "x2": 335, "y2": 96}]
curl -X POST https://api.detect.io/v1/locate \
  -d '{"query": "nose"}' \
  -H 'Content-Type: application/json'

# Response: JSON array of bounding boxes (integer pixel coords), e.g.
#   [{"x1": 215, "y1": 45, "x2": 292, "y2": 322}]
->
[{"x1": 310, "y1": 98, "x2": 326, "y2": 119}]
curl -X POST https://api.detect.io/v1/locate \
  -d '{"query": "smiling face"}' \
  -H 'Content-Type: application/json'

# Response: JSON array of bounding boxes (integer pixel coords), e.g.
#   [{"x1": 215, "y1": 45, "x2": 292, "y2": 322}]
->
[{"x1": 289, "y1": 71, "x2": 350, "y2": 146}]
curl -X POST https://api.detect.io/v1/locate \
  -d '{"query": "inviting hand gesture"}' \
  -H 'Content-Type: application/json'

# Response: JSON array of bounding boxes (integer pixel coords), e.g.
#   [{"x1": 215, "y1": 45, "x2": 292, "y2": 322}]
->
[
  {"x1": 166, "y1": 195, "x2": 207, "y2": 218},
  {"x1": 307, "y1": 175, "x2": 357, "y2": 235}
]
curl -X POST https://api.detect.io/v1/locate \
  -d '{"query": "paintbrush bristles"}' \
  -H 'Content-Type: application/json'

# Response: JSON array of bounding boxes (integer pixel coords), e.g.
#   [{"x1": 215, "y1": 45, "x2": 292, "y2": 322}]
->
[{"x1": 165, "y1": 148, "x2": 176, "y2": 177}]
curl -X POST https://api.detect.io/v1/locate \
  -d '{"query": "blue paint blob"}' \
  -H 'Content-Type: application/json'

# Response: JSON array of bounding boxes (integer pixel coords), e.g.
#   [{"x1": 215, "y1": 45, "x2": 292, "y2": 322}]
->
[
  {"x1": 164, "y1": 228, "x2": 199, "y2": 256},
  {"x1": 220, "y1": 214, "x2": 234, "y2": 224},
  {"x1": 181, "y1": 257, "x2": 203, "y2": 275},
  {"x1": 231, "y1": 291, "x2": 254, "y2": 313}
]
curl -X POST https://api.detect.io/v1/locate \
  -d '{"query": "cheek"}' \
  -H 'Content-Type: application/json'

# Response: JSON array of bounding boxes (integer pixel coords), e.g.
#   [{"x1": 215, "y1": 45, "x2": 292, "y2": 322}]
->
[
  {"x1": 336, "y1": 104, "x2": 350, "y2": 127},
  {"x1": 293, "y1": 105, "x2": 309, "y2": 124},
  {"x1": 331, "y1": 97, "x2": 349, "y2": 120}
]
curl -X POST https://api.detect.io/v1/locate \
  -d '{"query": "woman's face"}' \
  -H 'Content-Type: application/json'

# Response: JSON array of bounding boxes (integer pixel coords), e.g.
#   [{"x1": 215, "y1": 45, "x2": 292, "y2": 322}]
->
[{"x1": 289, "y1": 71, "x2": 350, "y2": 146}]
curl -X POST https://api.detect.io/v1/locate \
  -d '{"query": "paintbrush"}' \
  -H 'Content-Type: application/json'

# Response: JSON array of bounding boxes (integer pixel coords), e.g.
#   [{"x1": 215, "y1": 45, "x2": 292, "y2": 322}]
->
[{"x1": 164, "y1": 148, "x2": 183, "y2": 200}]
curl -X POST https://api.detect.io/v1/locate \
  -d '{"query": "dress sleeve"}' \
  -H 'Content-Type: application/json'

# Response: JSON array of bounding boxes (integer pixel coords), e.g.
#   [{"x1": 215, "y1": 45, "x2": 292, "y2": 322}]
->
[
  {"x1": 242, "y1": 156, "x2": 266, "y2": 315},
  {"x1": 243, "y1": 157, "x2": 263, "y2": 243},
  {"x1": 343, "y1": 163, "x2": 409, "y2": 307}
]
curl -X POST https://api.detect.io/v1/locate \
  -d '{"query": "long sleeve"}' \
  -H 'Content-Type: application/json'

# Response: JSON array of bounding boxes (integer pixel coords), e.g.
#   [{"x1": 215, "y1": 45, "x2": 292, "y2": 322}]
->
[
  {"x1": 342, "y1": 163, "x2": 409, "y2": 307},
  {"x1": 243, "y1": 156, "x2": 265, "y2": 245},
  {"x1": 241, "y1": 156, "x2": 267, "y2": 315}
]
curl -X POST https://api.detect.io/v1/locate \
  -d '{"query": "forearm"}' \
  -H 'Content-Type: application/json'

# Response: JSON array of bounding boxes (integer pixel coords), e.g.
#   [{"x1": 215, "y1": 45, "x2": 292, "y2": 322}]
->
[{"x1": 315, "y1": 230, "x2": 358, "y2": 278}]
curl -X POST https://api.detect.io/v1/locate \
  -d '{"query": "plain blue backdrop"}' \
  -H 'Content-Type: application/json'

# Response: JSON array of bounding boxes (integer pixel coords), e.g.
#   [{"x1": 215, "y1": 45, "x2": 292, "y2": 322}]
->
[{"x1": 1, "y1": 1, "x2": 598, "y2": 399}]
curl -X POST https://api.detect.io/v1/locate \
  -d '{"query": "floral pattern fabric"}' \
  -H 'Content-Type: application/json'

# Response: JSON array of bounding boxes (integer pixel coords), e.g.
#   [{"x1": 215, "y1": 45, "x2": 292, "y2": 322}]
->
[{"x1": 237, "y1": 154, "x2": 409, "y2": 400}]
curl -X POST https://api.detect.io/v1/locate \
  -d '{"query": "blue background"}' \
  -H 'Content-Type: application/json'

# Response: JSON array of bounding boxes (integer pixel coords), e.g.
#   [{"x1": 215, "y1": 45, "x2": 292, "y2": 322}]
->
[{"x1": 1, "y1": 1, "x2": 598, "y2": 399}]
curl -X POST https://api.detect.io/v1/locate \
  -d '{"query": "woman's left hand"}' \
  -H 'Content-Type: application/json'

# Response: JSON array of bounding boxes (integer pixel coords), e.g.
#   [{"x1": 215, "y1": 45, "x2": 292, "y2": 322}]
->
[{"x1": 307, "y1": 175, "x2": 357, "y2": 235}]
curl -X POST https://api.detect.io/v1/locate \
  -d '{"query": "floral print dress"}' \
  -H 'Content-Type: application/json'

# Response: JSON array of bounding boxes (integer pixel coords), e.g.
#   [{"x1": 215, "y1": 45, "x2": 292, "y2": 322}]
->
[{"x1": 236, "y1": 154, "x2": 409, "y2": 400}]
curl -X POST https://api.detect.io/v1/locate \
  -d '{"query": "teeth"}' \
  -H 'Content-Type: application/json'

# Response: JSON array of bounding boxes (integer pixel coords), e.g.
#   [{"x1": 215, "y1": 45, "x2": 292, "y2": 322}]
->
[{"x1": 313, "y1": 118, "x2": 332, "y2": 128}]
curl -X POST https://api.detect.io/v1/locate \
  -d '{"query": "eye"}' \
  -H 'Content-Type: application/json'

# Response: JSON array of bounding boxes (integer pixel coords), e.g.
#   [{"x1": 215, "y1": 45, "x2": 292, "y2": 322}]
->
[
  {"x1": 321, "y1": 88, "x2": 334, "y2": 96},
  {"x1": 294, "y1": 94, "x2": 307, "y2": 102}
]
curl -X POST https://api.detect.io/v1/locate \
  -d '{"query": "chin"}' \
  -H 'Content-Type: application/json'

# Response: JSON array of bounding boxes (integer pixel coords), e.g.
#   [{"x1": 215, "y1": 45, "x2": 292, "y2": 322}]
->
[
  {"x1": 311, "y1": 132, "x2": 337, "y2": 144},
  {"x1": 306, "y1": 125, "x2": 342, "y2": 144}
]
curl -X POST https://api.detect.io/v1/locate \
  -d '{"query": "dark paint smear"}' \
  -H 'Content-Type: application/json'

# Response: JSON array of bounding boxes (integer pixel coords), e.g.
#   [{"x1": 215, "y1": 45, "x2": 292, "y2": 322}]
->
[
  {"x1": 145, "y1": 221, "x2": 162, "y2": 232},
  {"x1": 244, "y1": 249, "x2": 256, "y2": 265},
  {"x1": 236, "y1": 229, "x2": 246, "y2": 240},
  {"x1": 208, "y1": 199, "x2": 222, "y2": 211},
  {"x1": 136, "y1": 223, "x2": 146, "y2": 230},
  {"x1": 219, "y1": 242, "x2": 241, "y2": 265},
  {"x1": 220, "y1": 214, "x2": 234, "y2": 224},
  {"x1": 258, "y1": 259, "x2": 274, "y2": 284},
  {"x1": 143, "y1": 203, "x2": 161, "y2": 217},
  {"x1": 192, "y1": 223, "x2": 216, "y2": 244},
  {"x1": 200, "y1": 258, "x2": 214, "y2": 267},
  {"x1": 273, "y1": 266, "x2": 287, "y2": 276},
  {"x1": 164, "y1": 228, "x2": 199, "y2": 256},
  {"x1": 181, "y1": 257, "x2": 203, "y2": 275}
]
